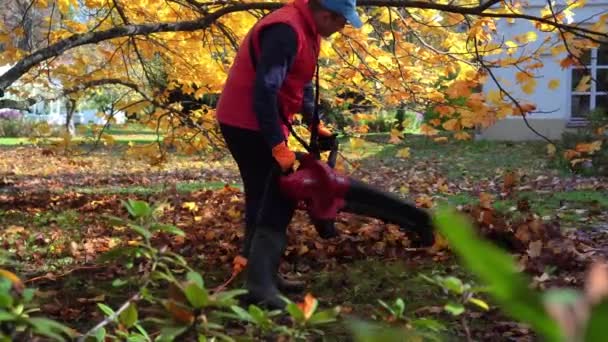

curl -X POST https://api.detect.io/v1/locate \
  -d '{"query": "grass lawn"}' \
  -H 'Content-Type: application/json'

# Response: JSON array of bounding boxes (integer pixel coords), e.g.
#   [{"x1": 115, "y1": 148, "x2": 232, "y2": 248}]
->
[
  {"x1": 0, "y1": 123, "x2": 160, "y2": 146},
  {"x1": 0, "y1": 129, "x2": 606, "y2": 340}
]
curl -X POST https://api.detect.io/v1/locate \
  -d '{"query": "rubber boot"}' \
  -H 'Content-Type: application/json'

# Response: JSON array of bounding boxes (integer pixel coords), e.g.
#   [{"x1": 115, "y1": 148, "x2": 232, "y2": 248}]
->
[
  {"x1": 276, "y1": 274, "x2": 305, "y2": 293},
  {"x1": 245, "y1": 226, "x2": 288, "y2": 310},
  {"x1": 311, "y1": 218, "x2": 339, "y2": 239},
  {"x1": 242, "y1": 225, "x2": 305, "y2": 294}
]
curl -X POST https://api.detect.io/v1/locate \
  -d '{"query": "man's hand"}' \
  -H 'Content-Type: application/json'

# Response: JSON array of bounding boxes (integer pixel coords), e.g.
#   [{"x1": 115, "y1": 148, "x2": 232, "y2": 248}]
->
[
  {"x1": 312, "y1": 122, "x2": 337, "y2": 152},
  {"x1": 272, "y1": 142, "x2": 296, "y2": 172},
  {"x1": 317, "y1": 122, "x2": 333, "y2": 138}
]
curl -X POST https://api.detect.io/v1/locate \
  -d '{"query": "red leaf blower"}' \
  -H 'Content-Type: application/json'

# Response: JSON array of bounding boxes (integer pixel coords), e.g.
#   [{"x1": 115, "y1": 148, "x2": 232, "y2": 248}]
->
[{"x1": 278, "y1": 138, "x2": 435, "y2": 247}]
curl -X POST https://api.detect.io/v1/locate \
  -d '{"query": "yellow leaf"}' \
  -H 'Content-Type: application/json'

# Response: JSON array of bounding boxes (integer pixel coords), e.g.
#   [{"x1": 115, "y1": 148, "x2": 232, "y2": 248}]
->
[
  {"x1": 560, "y1": 56, "x2": 576, "y2": 69},
  {"x1": 430, "y1": 233, "x2": 449, "y2": 253},
  {"x1": 551, "y1": 45, "x2": 567, "y2": 57},
  {"x1": 430, "y1": 118, "x2": 441, "y2": 127},
  {"x1": 546, "y1": 144, "x2": 557, "y2": 156},
  {"x1": 415, "y1": 195, "x2": 434, "y2": 208},
  {"x1": 505, "y1": 40, "x2": 518, "y2": 54},
  {"x1": 227, "y1": 206, "x2": 240, "y2": 219},
  {"x1": 0, "y1": 32, "x2": 11, "y2": 45},
  {"x1": 515, "y1": 71, "x2": 530, "y2": 84},
  {"x1": 434, "y1": 137, "x2": 448, "y2": 143},
  {"x1": 0, "y1": 269, "x2": 22, "y2": 289},
  {"x1": 101, "y1": 134, "x2": 115, "y2": 146},
  {"x1": 575, "y1": 140, "x2": 602, "y2": 153},
  {"x1": 435, "y1": 105, "x2": 455, "y2": 117},
  {"x1": 486, "y1": 90, "x2": 502, "y2": 105},
  {"x1": 468, "y1": 297, "x2": 490, "y2": 311},
  {"x1": 454, "y1": 131, "x2": 471, "y2": 140},
  {"x1": 377, "y1": 8, "x2": 393, "y2": 24},
  {"x1": 442, "y1": 119, "x2": 460, "y2": 131},
  {"x1": 522, "y1": 79, "x2": 537, "y2": 95},
  {"x1": 389, "y1": 129, "x2": 402, "y2": 144},
  {"x1": 575, "y1": 75, "x2": 591, "y2": 92},
  {"x1": 479, "y1": 192, "x2": 493, "y2": 209},
  {"x1": 349, "y1": 137, "x2": 365, "y2": 150},
  {"x1": 182, "y1": 202, "x2": 199, "y2": 212},
  {"x1": 396, "y1": 147, "x2": 410, "y2": 159},
  {"x1": 548, "y1": 79, "x2": 560, "y2": 90},
  {"x1": 420, "y1": 124, "x2": 439, "y2": 135},
  {"x1": 563, "y1": 149, "x2": 580, "y2": 160}
]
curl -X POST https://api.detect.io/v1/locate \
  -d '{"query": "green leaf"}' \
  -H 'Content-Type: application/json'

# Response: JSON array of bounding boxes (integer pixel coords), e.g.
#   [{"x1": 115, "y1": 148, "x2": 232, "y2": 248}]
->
[
  {"x1": 155, "y1": 326, "x2": 188, "y2": 342},
  {"x1": 230, "y1": 305, "x2": 253, "y2": 322},
  {"x1": 394, "y1": 298, "x2": 405, "y2": 316},
  {"x1": 29, "y1": 317, "x2": 73, "y2": 342},
  {"x1": 198, "y1": 335, "x2": 207, "y2": 342},
  {"x1": 434, "y1": 207, "x2": 563, "y2": 341},
  {"x1": 348, "y1": 319, "x2": 417, "y2": 342},
  {"x1": 286, "y1": 302, "x2": 305, "y2": 322},
  {"x1": 184, "y1": 282, "x2": 208, "y2": 309},
  {"x1": 444, "y1": 302, "x2": 465, "y2": 316},
  {"x1": 124, "y1": 199, "x2": 153, "y2": 218},
  {"x1": 410, "y1": 318, "x2": 446, "y2": 333},
  {"x1": 97, "y1": 246, "x2": 139, "y2": 263},
  {"x1": 105, "y1": 214, "x2": 127, "y2": 226},
  {"x1": 442, "y1": 276, "x2": 464, "y2": 294},
  {"x1": 212, "y1": 289, "x2": 247, "y2": 307},
  {"x1": 128, "y1": 223, "x2": 152, "y2": 241},
  {"x1": 150, "y1": 224, "x2": 185, "y2": 237},
  {"x1": 584, "y1": 298, "x2": 608, "y2": 342},
  {"x1": 468, "y1": 297, "x2": 490, "y2": 311},
  {"x1": 94, "y1": 327, "x2": 106, "y2": 342},
  {"x1": 97, "y1": 303, "x2": 116, "y2": 317},
  {"x1": 543, "y1": 288, "x2": 582, "y2": 306},
  {"x1": 308, "y1": 308, "x2": 339, "y2": 325},
  {"x1": 186, "y1": 272, "x2": 204, "y2": 289},
  {"x1": 248, "y1": 305, "x2": 267, "y2": 325},
  {"x1": 112, "y1": 278, "x2": 129, "y2": 288},
  {"x1": 134, "y1": 323, "x2": 150, "y2": 340},
  {"x1": 0, "y1": 311, "x2": 15, "y2": 321},
  {"x1": 127, "y1": 334, "x2": 148, "y2": 342},
  {"x1": 0, "y1": 293, "x2": 13, "y2": 309},
  {"x1": 22, "y1": 288, "x2": 35, "y2": 303},
  {"x1": 119, "y1": 303, "x2": 138, "y2": 328}
]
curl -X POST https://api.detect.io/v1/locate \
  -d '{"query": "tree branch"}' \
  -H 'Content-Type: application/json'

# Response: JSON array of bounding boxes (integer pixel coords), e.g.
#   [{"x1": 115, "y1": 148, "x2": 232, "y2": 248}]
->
[
  {"x1": 1, "y1": 0, "x2": 606, "y2": 95},
  {"x1": 0, "y1": 98, "x2": 36, "y2": 111}
]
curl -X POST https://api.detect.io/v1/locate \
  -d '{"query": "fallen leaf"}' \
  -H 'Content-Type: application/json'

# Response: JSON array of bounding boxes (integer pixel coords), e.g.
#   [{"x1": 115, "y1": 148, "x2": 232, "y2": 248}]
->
[{"x1": 528, "y1": 240, "x2": 543, "y2": 258}]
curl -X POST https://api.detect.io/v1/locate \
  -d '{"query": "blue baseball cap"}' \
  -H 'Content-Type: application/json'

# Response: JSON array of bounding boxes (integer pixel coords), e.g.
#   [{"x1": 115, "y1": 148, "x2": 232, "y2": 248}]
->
[{"x1": 319, "y1": 0, "x2": 363, "y2": 28}]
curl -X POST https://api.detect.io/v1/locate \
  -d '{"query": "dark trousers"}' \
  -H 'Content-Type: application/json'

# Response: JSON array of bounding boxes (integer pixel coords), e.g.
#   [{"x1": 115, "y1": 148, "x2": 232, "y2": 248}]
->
[{"x1": 219, "y1": 123, "x2": 296, "y2": 256}]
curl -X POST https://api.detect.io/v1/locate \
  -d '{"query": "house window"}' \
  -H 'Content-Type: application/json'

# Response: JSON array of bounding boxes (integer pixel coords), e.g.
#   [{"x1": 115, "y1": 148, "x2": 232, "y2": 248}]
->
[{"x1": 571, "y1": 44, "x2": 608, "y2": 119}]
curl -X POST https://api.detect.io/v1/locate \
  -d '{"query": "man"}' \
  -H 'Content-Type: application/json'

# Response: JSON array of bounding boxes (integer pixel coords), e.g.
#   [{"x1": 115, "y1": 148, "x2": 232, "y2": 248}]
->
[{"x1": 215, "y1": 0, "x2": 362, "y2": 309}]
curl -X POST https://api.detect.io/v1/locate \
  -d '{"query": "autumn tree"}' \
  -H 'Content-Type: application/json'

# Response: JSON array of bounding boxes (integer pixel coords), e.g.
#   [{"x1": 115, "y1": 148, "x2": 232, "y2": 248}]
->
[{"x1": 0, "y1": 0, "x2": 606, "y2": 156}]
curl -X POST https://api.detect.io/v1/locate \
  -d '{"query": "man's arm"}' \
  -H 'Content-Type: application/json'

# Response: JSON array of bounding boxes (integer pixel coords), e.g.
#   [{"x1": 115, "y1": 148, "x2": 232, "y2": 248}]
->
[
  {"x1": 253, "y1": 24, "x2": 298, "y2": 148},
  {"x1": 301, "y1": 81, "x2": 314, "y2": 125}
]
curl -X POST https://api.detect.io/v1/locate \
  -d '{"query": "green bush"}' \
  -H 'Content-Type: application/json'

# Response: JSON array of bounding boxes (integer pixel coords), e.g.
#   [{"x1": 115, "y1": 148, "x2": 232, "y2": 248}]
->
[{"x1": 0, "y1": 118, "x2": 38, "y2": 137}]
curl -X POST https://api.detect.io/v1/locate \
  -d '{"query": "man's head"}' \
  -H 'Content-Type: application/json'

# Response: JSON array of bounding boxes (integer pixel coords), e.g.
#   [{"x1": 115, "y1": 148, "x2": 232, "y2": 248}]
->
[{"x1": 309, "y1": 0, "x2": 362, "y2": 37}]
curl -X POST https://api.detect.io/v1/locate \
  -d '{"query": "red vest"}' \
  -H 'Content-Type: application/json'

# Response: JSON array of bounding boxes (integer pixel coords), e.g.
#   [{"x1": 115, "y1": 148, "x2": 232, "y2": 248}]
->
[{"x1": 215, "y1": 0, "x2": 320, "y2": 138}]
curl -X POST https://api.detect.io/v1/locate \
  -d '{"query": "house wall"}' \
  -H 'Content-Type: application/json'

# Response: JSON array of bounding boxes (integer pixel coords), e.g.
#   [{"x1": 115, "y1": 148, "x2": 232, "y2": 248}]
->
[{"x1": 478, "y1": 1, "x2": 607, "y2": 141}]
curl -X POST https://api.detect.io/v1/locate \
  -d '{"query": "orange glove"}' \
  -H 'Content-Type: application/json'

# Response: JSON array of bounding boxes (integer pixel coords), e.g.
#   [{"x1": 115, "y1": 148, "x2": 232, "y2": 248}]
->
[
  {"x1": 310, "y1": 122, "x2": 333, "y2": 137},
  {"x1": 318, "y1": 122, "x2": 333, "y2": 137},
  {"x1": 272, "y1": 142, "x2": 296, "y2": 172}
]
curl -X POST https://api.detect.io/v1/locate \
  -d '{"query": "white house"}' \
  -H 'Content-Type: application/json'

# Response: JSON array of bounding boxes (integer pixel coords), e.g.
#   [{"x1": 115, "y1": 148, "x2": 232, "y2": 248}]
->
[
  {"x1": 0, "y1": 64, "x2": 126, "y2": 128},
  {"x1": 479, "y1": 0, "x2": 607, "y2": 141}
]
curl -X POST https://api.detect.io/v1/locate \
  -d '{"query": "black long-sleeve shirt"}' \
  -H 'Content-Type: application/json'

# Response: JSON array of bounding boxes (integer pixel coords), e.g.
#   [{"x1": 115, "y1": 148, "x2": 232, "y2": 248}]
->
[{"x1": 253, "y1": 23, "x2": 314, "y2": 148}]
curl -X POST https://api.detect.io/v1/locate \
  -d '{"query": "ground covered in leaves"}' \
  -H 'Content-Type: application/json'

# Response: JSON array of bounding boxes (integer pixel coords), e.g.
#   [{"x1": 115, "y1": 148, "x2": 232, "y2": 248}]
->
[{"x1": 1, "y1": 133, "x2": 607, "y2": 340}]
